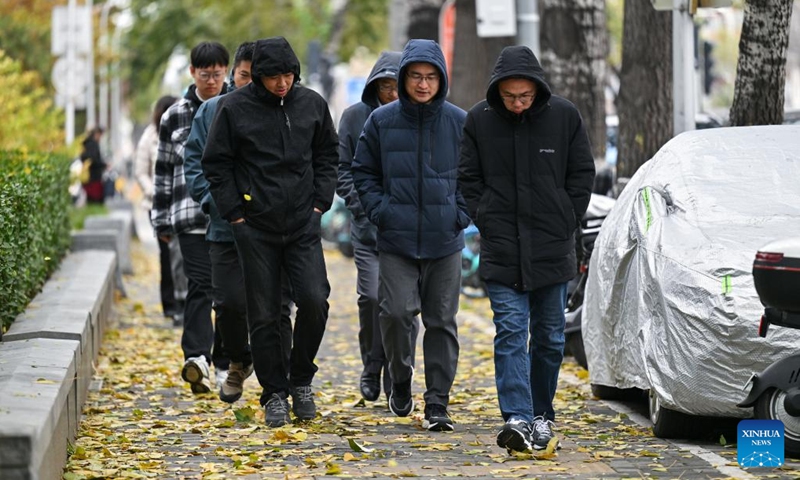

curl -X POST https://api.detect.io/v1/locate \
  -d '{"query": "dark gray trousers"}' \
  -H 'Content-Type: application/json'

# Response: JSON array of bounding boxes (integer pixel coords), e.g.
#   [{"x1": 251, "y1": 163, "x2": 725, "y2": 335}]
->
[{"x1": 378, "y1": 251, "x2": 461, "y2": 407}]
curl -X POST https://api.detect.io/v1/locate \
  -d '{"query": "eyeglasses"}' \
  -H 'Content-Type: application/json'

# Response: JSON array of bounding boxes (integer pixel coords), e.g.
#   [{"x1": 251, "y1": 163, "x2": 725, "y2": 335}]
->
[
  {"x1": 500, "y1": 93, "x2": 536, "y2": 105},
  {"x1": 378, "y1": 84, "x2": 398, "y2": 93},
  {"x1": 197, "y1": 70, "x2": 226, "y2": 82},
  {"x1": 407, "y1": 72, "x2": 440, "y2": 84}
]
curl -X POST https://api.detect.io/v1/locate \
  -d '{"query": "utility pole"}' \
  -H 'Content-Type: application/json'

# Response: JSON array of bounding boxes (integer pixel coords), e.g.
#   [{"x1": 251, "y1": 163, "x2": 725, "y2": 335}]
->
[
  {"x1": 86, "y1": 0, "x2": 96, "y2": 129},
  {"x1": 672, "y1": 0, "x2": 695, "y2": 135},
  {"x1": 66, "y1": 0, "x2": 77, "y2": 145},
  {"x1": 516, "y1": 0, "x2": 539, "y2": 57}
]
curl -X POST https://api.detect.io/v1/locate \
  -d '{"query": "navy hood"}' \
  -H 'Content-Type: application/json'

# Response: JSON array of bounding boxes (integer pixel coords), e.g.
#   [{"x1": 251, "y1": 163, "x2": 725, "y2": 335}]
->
[
  {"x1": 487, "y1": 46, "x2": 552, "y2": 116},
  {"x1": 398, "y1": 39, "x2": 448, "y2": 108},
  {"x1": 361, "y1": 50, "x2": 401, "y2": 108},
  {"x1": 252, "y1": 37, "x2": 301, "y2": 83}
]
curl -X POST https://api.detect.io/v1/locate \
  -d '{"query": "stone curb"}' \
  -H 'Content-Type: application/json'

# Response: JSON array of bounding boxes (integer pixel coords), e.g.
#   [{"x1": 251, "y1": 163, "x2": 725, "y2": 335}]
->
[{"x1": 1, "y1": 245, "x2": 119, "y2": 478}]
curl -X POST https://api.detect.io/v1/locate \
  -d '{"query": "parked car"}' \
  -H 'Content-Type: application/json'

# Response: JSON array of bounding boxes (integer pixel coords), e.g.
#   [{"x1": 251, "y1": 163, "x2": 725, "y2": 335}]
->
[{"x1": 583, "y1": 125, "x2": 800, "y2": 439}]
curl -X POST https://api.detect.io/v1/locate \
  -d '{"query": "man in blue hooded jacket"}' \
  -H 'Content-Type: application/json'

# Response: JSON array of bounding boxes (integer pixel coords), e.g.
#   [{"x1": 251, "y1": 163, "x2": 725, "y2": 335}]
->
[
  {"x1": 353, "y1": 39, "x2": 470, "y2": 432},
  {"x1": 337, "y1": 50, "x2": 420, "y2": 404}
]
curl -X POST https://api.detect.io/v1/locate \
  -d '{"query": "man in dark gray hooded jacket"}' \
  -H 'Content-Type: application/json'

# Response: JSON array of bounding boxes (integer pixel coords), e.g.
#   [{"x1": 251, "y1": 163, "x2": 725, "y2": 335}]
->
[
  {"x1": 202, "y1": 36, "x2": 338, "y2": 428},
  {"x1": 459, "y1": 45, "x2": 595, "y2": 453},
  {"x1": 337, "y1": 51, "x2": 420, "y2": 404}
]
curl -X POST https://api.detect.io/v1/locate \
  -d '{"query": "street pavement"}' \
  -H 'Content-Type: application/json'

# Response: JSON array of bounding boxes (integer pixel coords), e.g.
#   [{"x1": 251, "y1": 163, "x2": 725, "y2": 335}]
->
[{"x1": 63, "y1": 219, "x2": 800, "y2": 479}]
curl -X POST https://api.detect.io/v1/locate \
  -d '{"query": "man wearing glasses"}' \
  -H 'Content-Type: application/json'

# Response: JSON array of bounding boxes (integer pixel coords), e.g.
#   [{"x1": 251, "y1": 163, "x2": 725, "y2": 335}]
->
[
  {"x1": 336, "y1": 50, "x2": 422, "y2": 405},
  {"x1": 458, "y1": 46, "x2": 595, "y2": 453},
  {"x1": 152, "y1": 41, "x2": 231, "y2": 395},
  {"x1": 353, "y1": 39, "x2": 470, "y2": 432}
]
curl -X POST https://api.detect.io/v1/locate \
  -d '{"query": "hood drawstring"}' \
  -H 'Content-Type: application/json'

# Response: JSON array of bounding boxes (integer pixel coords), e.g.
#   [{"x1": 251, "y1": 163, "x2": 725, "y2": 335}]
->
[{"x1": 280, "y1": 96, "x2": 291, "y2": 132}]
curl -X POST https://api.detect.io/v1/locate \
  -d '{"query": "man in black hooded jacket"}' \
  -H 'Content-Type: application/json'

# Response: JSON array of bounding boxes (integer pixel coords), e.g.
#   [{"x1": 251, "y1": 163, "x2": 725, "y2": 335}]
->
[
  {"x1": 202, "y1": 36, "x2": 338, "y2": 428},
  {"x1": 459, "y1": 46, "x2": 595, "y2": 452}
]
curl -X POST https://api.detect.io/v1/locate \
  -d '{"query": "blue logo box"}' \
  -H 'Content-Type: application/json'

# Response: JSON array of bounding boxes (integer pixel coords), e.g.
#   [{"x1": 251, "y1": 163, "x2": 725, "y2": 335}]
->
[{"x1": 738, "y1": 419, "x2": 784, "y2": 468}]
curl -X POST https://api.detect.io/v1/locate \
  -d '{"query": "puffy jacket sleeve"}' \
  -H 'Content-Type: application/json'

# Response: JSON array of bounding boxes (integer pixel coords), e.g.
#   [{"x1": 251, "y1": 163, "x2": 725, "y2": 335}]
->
[
  {"x1": 134, "y1": 125, "x2": 156, "y2": 201},
  {"x1": 312, "y1": 100, "x2": 339, "y2": 213},
  {"x1": 184, "y1": 102, "x2": 213, "y2": 212},
  {"x1": 458, "y1": 111, "x2": 484, "y2": 223},
  {"x1": 202, "y1": 99, "x2": 243, "y2": 223},
  {"x1": 565, "y1": 111, "x2": 595, "y2": 220},
  {"x1": 336, "y1": 107, "x2": 366, "y2": 219},
  {"x1": 352, "y1": 113, "x2": 384, "y2": 227}
]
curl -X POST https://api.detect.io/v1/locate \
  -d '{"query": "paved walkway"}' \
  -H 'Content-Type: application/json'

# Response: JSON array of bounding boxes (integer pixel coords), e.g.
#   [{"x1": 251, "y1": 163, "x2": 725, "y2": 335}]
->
[{"x1": 63, "y1": 232, "x2": 800, "y2": 479}]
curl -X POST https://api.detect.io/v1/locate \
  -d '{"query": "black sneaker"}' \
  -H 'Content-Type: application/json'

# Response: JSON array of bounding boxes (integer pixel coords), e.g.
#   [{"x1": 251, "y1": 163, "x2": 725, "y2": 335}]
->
[
  {"x1": 360, "y1": 370, "x2": 381, "y2": 401},
  {"x1": 497, "y1": 419, "x2": 533, "y2": 453},
  {"x1": 531, "y1": 416, "x2": 559, "y2": 450},
  {"x1": 388, "y1": 378, "x2": 414, "y2": 417},
  {"x1": 423, "y1": 404, "x2": 454, "y2": 432},
  {"x1": 291, "y1": 385, "x2": 317, "y2": 420},
  {"x1": 264, "y1": 392, "x2": 291, "y2": 427}
]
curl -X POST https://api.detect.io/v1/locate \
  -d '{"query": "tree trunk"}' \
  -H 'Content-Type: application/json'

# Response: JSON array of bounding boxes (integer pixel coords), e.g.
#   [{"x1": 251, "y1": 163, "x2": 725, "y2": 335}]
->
[
  {"x1": 616, "y1": 2, "x2": 672, "y2": 180},
  {"x1": 539, "y1": 0, "x2": 608, "y2": 161},
  {"x1": 407, "y1": 0, "x2": 445, "y2": 42},
  {"x1": 449, "y1": 0, "x2": 515, "y2": 110},
  {"x1": 729, "y1": 0, "x2": 793, "y2": 126}
]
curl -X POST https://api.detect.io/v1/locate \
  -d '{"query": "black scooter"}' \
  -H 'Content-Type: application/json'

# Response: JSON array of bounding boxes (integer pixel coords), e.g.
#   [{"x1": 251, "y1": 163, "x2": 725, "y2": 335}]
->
[
  {"x1": 738, "y1": 238, "x2": 800, "y2": 457},
  {"x1": 564, "y1": 194, "x2": 616, "y2": 370}
]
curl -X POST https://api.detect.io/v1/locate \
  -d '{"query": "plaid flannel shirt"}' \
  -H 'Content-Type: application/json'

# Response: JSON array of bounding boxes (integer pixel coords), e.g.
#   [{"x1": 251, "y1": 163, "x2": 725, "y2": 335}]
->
[{"x1": 150, "y1": 87, "x2": 208, "y2": 235}]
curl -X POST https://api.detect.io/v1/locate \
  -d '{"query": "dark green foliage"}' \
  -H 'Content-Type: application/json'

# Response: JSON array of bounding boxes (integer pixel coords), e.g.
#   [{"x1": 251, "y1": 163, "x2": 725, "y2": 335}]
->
[{"x1": 0, "y1": 151, "x2": 72, "y2": 332}]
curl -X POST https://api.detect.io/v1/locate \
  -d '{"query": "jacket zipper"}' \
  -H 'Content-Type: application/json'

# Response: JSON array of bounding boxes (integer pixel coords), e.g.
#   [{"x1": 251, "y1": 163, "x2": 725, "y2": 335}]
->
[{"x1": 416, "y1": 105, "x2": 424, "y2": 258}]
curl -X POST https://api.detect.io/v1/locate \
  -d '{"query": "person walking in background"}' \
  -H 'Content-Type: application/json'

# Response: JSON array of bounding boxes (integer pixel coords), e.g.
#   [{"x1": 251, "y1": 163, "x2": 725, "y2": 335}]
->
[
  {"x1": 184, "y1": 41, "x2": 294, "y2": 405},
  {"x1": 134, "y1": 95, "x2": 188, "y2": 326},
  {"x1": 202, "y1": 36, "x2": 338, "y2": 427},
  {"x1": 353, "y1": 39, "x2": 469, "y2": 432},
  {"x1": 336, "y1": 50, "x2": 419, "y2": 404},
  {"x1": 151, "y1": 41, "x2": 231, "y2": 395},
  {"x1": 80, "y1": 127, "x2": 108, "y2": 204},
  {"x1": 459, "y1": 45, "x2": 595, "y2": 452}
]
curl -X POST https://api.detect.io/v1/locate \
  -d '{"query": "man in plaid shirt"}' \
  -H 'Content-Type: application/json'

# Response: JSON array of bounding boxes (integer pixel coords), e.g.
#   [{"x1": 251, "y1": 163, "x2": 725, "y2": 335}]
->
[{"x1": 151, "y1": 41, "x2": 231, "y2": 394}]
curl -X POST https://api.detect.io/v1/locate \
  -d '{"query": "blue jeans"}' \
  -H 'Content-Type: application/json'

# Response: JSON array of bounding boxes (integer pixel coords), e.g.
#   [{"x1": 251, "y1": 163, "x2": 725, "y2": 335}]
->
[{"x1": 486, "y1": 281, "x2": 568, "y2": 424}]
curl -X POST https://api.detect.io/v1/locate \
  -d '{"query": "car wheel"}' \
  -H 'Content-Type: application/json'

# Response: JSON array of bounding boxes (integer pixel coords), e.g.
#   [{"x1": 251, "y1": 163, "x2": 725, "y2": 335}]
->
[
  {"x1": 754, "y1": 388, "x2": 800, "y2": 458},
  {"x1": 590, "y1": 383, "x2": 642, "y2": 401},
  {"x1": 649, "y1": 389, "x2": 696, "y2": 438},
  {"x1": 566, "y1": 332, "x2": 588, "y2": 370}
]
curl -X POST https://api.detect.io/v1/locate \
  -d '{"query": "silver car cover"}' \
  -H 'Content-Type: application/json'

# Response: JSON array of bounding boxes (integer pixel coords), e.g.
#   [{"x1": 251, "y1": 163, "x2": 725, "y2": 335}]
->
[{"x1": 584, "y1": 125, "x2": 800, "y2": 417}]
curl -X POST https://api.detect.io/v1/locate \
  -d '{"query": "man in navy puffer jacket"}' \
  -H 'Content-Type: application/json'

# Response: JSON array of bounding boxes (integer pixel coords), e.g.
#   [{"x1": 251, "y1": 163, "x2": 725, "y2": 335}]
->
[{"x1": 353, "y1": 39, "x2": 470, "y2": 432}]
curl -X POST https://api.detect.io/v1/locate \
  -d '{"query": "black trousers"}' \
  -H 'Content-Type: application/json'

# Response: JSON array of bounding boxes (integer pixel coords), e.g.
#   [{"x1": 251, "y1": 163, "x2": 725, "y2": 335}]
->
[
  {"x1": 232, "y1": 217, "x2": 330, "y2": 405},
  {"x1": 157, "y1": 237, "x2": 178, "y2": 316},
  {"x1": 209, "y1": 241, "x2": 293, "y2": 367},
  {"x1": 178, "y1": 233, "x2": 228, "y2": 370}
]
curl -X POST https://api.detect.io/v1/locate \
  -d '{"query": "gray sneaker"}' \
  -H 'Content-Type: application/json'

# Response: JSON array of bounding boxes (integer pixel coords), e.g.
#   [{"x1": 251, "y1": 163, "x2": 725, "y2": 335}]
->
[
  {"x1": 264, "y1": 393, "x2": 291, "y2": 427},
  {"x1": 181, "y1": 356, "x2": 211, "y2": 394},
  {"x1": 497, "y1": 418, "x2": 533, "y2": 453},
  {"x1": 219, "y1": 362, "x2": 254, "y2": 403},
  {"x1": 531, "y1": 416, "x2": 559, "y2": 450},
  {"x1": 291, "y1": 385, "x2": 317, "y2": 420}
]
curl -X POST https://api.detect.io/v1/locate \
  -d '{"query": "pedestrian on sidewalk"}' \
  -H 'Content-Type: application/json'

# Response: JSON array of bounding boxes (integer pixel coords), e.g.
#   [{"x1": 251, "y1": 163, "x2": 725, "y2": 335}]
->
[
  {"x1": 202, "y1": 36, "x2": 338, "y2": 427},
  {"x1": 353, "y1": 39, "x2": 470, "y2": 432},
  {"x1": 336, "y1": 50, "x2": 420, "y2": 404},
  {"x1": 458, "y1": 45, "x2": 595, "y2": 452},
  {"x1": 134, "y1": 94, "x2": 188, "y2": 326},
  {"x1": 80, "y1": 127, "x2": 108, "y2": 204},
  {"x1": 151, "y1": 41, "x2": 232, "y2": 395},
  {"x1": 184, "y1": 41, "x2": 294, "y2": 405}
]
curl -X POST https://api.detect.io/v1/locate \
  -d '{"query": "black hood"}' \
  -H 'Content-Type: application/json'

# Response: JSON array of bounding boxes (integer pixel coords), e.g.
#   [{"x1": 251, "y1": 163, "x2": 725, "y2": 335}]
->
[
  {"x1": 486, "y1": 46, "x2": 552, "y2": 116},
  {"x1": 252, "y1": 37, "x2": 301, "y2": 83},
  {"x1": 361, "y1": 50, "x2": 401, "y2": 108}
]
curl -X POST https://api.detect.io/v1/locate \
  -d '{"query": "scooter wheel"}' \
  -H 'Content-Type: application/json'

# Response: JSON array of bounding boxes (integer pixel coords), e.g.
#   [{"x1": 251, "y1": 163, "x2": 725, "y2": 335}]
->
[{"x1": 754, "y1": 388, "x2": 800, "y2": 459}]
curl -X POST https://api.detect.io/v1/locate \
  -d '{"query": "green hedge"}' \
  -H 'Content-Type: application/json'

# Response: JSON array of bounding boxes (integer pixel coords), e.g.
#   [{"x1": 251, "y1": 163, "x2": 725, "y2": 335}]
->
[{"x1": 0, "y1": 151, "x2": 71, "y2": 332}]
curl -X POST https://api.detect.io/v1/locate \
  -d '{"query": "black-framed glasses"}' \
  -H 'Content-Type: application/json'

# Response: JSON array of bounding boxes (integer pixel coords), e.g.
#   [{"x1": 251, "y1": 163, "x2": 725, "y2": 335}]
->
[
  {"x1": 378, "y1": 83, "x2": 398, "y2": 93},
  {"x1": 500, "y1": 93, "x2": 536, "y2": 105},
  {"x1": 407, "y1": 72, "x2": 440, "y2": 84}
]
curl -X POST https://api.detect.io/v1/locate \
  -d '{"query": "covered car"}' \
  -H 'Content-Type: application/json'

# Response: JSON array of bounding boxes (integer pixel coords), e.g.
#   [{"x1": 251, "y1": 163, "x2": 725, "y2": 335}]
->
[{"x1": 583, "y1": 125, "x2": 800, "y2": 435}]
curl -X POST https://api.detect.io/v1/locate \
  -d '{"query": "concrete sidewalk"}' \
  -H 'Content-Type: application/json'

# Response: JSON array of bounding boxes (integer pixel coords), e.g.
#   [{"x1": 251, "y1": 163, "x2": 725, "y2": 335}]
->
[{"x1": 63, "y1": 238, "x2": 800, "y2": 479}]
